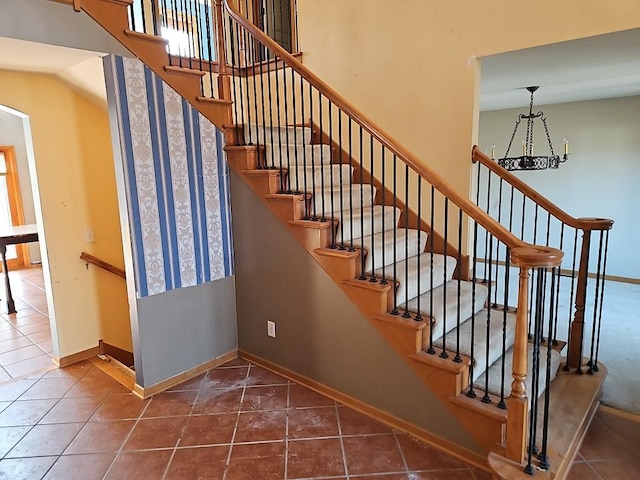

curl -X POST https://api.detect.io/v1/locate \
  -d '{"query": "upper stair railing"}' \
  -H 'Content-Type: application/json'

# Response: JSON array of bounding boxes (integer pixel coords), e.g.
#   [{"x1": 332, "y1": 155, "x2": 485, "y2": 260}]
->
[
  {"x1": 472, "y1": 147, "x2": 613, "y2": 377},
  {"x1": 222, "y1": 0, "x2": 563, "y2": 472}
]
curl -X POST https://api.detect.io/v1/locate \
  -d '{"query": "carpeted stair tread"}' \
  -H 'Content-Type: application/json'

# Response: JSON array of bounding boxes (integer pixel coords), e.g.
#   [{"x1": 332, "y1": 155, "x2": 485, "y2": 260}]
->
[
  {"x1": 406, "y1": 281, "x2": 488, "y2": 340},
  {"x1": 376, "y1": 254, "x2": 457, "y2": 305},
  {"x1": 287, "y1": 164, "x2": 353, "y2": 191},
  {"x1": 357, "y1": 229, "x2": 428, "y2": 274},
  {"x1": 433, "y1": 308, "x2": 517, "y2": 381},
  {"x1": 244, "y1": 124, "x2": 312, "y2": 145},
  {"x1": 265, "y1": 144, "x2": 332, "y2": 167},
  {"x1": 335, "y1": 205, "x2": 401, "y2": 245},
  {"x1": 310, "y1": 184, "x2": 376, "y2": 218},
  {"x1": 474, "y1": 344, "x2": 562, "y2": 399}
]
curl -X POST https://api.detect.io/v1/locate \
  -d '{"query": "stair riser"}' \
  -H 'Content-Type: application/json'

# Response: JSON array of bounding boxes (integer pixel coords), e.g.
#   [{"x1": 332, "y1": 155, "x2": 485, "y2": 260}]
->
[
  {"x1": 287, "y1": 165, "x2": 353, "y2": 192},
  {"x1": 358, "y1": 229, "x2": 428, "y2": 274},
  {"x1": 245, "y1": 125, "x2": 312, "y2": 145},
  {"x1": 391, "y1": 255, "x2": 458, "y2": 306},
  {"x1": 264, "y1": 144, "x2": 333, "y2": 167},
  {"x1": 310, "y1": 185, "x2": 376, "y2": 219},
  {"x1": 336, "y1": 206, "x2": 401, "y2": 246},
  {"x1": 416, "y1": 282, "x2": 488, "y2": 345}
]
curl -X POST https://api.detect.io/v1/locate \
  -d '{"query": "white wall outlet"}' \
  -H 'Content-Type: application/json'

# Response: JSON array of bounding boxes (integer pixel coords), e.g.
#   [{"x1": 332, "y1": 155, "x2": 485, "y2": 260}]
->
[
  {"x1": 84, "y1": 228, "x2": 95, "y2": 243},
  {"x1": 267, "y1": 320, "x2": 276, "y2": 338}
]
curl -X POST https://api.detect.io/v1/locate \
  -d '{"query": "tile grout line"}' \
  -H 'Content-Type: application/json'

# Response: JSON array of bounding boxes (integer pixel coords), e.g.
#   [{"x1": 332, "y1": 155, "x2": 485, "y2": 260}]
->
[
  {"x1": 334, "y1": 400, "x2": 350, "y2": 479},
  {"x1": 100, "y1": 384, "x2": 153, "y2": 480},
  {"x1": 392, "y1": 429, "x2": 410, "y2": 474},
  {"x1": 161, "y1": 364, "x2": 212, "y2": 479},
  {"x1": 221, "y1": 363, "x2": 251, "y2": 480},
  {"x1": 284, "y1": 379, "x2": 290, "y2": 480}
]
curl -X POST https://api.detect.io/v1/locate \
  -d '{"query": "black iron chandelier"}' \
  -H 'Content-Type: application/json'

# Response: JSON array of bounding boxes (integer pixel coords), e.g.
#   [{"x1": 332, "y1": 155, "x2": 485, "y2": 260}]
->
[{"x1": 495, "y1": 86, "x2": 569, "y2": 171}]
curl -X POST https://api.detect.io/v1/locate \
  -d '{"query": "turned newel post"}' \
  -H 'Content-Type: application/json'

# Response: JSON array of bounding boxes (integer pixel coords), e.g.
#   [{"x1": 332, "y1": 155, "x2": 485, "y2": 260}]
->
[
  {"x1": 567, "y1": 218, "x2": 614, "y2": 372},
  {"x1": 507, "y1": 246, "x2": 563, "y2": 464},
  {"x1": 567, "y1": 229, "x2": 591, "y2": 371},
  {"x1": 214, "y1": 0, "x2": 232, "y2": 103}
]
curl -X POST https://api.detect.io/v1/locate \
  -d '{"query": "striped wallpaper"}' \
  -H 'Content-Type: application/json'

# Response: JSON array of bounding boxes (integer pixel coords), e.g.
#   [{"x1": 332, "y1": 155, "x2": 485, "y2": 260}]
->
[{"x1": 105, "y1": 55, "x2": 233, "y2": 298}]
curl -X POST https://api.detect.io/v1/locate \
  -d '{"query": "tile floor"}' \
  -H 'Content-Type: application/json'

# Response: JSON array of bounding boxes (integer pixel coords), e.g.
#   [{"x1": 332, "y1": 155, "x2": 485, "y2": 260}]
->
[
  {"x1": 0, "y1": 267, "x2": 56, "y2": 381},
  {"x1": 0, "y1": 268, "x2": 638, "y2": 479},
  {"x1": 0, "y1": 358, "x2": 493, "y2": 479}
]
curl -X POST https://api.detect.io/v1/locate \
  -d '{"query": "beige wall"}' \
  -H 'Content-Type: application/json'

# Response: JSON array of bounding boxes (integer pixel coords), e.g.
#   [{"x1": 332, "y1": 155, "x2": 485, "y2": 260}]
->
[
  {"x1": 296, "y1": 0, "x2": 640, "y2": 198},
  {"x1": 0, "y1": 69, "x2": 131, "y2": 357}
]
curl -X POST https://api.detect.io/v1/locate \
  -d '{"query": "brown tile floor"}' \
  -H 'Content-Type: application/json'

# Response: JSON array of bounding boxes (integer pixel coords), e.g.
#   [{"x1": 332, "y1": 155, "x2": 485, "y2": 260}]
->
[
  {"x1": 0, "y1": 268, "x2": 638, "y2": 479},
  {"x1": 0, "y1": 358, "x2": 493, "y2": 480},
  {"x1": 0, "y1": 267, "x2": 55, "y2": 381}
]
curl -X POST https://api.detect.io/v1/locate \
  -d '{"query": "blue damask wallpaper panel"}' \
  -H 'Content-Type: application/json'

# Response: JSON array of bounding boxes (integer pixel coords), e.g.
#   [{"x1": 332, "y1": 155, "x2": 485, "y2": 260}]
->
[{"x1": 104, "y1": 55, "x2": 233, "y2": 298}]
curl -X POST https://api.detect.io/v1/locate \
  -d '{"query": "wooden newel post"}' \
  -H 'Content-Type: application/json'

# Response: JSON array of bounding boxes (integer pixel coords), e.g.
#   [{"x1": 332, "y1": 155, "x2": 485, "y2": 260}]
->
[
  {"x1": 507, "y1": 246, "x2": 563, "y2": 464},
  {"x1": 214, "y1": 0, "x2": 232, "y2": 103},
  {"x1": 506, "y1": 262, "x2": 530, "y2": 463},
  {"x1": 567, "y1": 229, "x2": 591, "y2": 371}
]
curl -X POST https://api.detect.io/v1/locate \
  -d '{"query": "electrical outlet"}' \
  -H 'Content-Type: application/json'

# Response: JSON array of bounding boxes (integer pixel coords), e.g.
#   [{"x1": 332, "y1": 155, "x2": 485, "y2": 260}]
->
[{"x1": 267, "y1": 320, "x2": 276, "y2": 338}]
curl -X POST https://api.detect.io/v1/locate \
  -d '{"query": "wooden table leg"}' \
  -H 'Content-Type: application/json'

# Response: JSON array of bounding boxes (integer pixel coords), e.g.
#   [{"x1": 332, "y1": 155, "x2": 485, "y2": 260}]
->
[{"x1": 0, "y1": 243, "x2": 16, "y2": 314}]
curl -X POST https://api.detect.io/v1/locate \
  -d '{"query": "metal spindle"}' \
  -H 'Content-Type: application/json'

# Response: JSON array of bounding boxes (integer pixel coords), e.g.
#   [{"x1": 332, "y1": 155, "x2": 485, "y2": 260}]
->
[
  {"x1": 204, "y1": 1, "x2": 215, "y2": 97},
  {"x1": 467, "y1": 218, "x2": 479, "y2": 398},
  {"x1": 338, "y1": 113, "x2": 345, "y2": 248},
  {"x1": 368, "y1": 136, "x2": 376, "y2": 281},
  {"x1": 538, "y1": 267, "x2": 557, "y2": 471},
  {"x1": 282, "y1": 64, "x2": 292, "y2": 193},
  {"x1": 402, "y1": 164, "x2": 411, "y2": 318},
  {"x1": 290, "y1": 66, "x2": 299, "y2": 191},
  {"x1": 247, "y1": 29, "x2": 262, "y2": 168},
  {"x1": 309, "y1": 83, "x2": 316, "y2": 217},
  {"x1": 236, "y1": 22, "x2": 248, "y2": 145},
  {"x1": 552, "y1": 223, "x2": 565, "y2": 345},
  {"x1": 380, "y1": 147, "x2": 387, "y2": 278},
  {"x1": 426, "y1": 186, "x2": 435, "y2": 354},
  {"x1": 593, "y1": 229, "x2": 610, "y2": 372},
  {"x1": 256, "y1": 37, "x2": 268, "y2": 168},
  {"x1": 265, "y1": 42, "x2": 276, "y2": 170},
  {"x1": 454, "y1": 208, "x2": 462, "y2": 361},
  {"x1": 348, "y1": 119, "x2": 355, "y2": 250},
  {"x1": 587, "y1": 231, "x2": 605, "y2": 374},
  {"x1": 358, "y1": 127, "x2": 366, "y2": 280},
  {"x1": 329, "y1": 101, "x2": 336, "y2": 245},
  {"x1": 391, "y1": 154, "x2": 399, "y2": 314},
  {"x1": 318, "y1": 92, "x2": 325, "y2": 218},
  {"x1": 300, "y1": 74, "x2": 308, "y2": 216},
  {"x1": 482, "y1": 232, "x2": 493, "y2": 404},
  {"x1": 440, "y1": 198, "x2": 449, "y2": 354},
  {"x1": 498, "y1": 250, "x2": 510, "y2": 410},
  {"x1": 228, "y1": 19, "x2": 241, "y2": 144}
]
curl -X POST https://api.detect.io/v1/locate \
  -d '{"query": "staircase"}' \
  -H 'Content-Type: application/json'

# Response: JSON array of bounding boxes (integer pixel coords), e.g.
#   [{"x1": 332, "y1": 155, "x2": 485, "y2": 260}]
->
[{"x1": 54, "y1": 0, "x2": 609, "y2": 477}]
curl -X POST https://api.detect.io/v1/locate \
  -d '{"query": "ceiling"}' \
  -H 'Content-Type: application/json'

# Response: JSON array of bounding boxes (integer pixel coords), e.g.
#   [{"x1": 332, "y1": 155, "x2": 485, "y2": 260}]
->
[
  {"x1": 0, "y1": 37, "x2": 107, "y2": 107},
  {"x1": 480, "y1": 28, "x2": 640, "y2": 111}
]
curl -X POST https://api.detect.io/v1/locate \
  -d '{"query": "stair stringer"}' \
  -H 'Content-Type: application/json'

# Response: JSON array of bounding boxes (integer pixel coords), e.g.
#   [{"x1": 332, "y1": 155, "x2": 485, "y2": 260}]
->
[
  {"x1": 226, "y1": 145, "x2": 508, "y2": 458},
  {"x1": 69, "y1": 0, "x2": 232, "y2": 128}
]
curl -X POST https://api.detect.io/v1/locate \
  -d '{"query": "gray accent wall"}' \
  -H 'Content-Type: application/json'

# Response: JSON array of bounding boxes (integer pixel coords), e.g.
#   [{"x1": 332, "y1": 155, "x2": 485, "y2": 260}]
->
[
  {"x1": 230, "y1": 172, "x2": 479, "y2": 453},
  {"x1": 134, "y1": 277, "x2": 237, "y2": 387}
]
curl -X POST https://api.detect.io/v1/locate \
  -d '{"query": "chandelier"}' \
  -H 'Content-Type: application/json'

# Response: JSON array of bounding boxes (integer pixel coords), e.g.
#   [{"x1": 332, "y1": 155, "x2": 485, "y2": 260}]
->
[{"x1": 496, "y1": 86, "x2": 569, "y2": 171}]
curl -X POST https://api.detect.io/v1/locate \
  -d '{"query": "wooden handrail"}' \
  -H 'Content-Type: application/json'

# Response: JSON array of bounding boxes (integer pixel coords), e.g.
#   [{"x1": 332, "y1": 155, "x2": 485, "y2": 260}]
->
[
  {"x1": 222, "y1": 0, "x2": 563, "y2": 267},
  {"x1": 80, "y1": 252, "x2": 126, "y2": 279},
  {"x1": 472, "y1": 146, "x2": 614, "y2": 232}
]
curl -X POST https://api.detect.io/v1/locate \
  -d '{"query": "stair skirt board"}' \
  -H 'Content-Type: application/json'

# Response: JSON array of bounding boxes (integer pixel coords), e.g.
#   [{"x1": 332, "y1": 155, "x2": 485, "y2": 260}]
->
[{"x1": 474, "y1": 344, "x2": 562, "y2": 399}]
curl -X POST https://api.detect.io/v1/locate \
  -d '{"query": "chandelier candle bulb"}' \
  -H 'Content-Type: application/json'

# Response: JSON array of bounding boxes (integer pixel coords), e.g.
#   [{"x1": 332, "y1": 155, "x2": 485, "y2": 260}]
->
[
  {"x1": 522, "y1": 140, "x2": 526, "y2": 156},
  {"x1": 491, "y1": 145, "x2": 495, "y2": 159},
  {"x1": 564, "y1": 138, "x2": 569, "y2": 155}
]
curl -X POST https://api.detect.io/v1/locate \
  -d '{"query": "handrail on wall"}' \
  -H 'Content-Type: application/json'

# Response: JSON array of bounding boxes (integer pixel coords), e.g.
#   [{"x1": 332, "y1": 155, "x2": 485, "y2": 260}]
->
[{"x1": 80, "y1": 252, "x2": 126, "y2": 279}]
